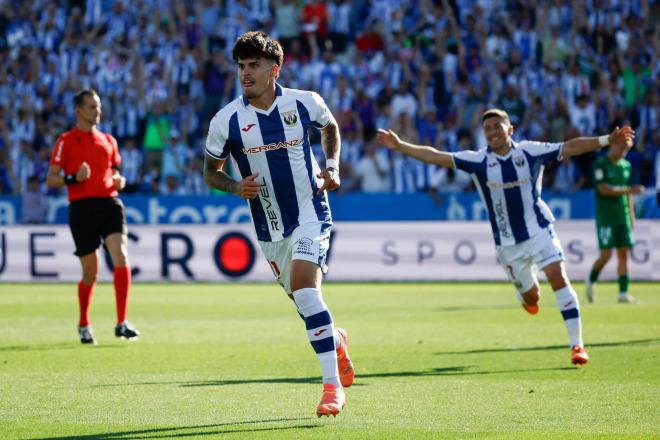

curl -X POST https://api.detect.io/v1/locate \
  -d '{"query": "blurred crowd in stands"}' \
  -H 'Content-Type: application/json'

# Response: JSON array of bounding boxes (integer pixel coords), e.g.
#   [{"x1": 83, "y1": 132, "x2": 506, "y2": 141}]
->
[{"x1": 0, "y1": 0, "x2": 657, "y2": 202}]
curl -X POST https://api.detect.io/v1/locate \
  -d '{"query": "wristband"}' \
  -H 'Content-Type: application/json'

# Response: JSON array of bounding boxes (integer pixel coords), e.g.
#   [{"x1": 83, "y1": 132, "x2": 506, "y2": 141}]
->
[
  {"x1": 326, "y1": 158, "x2": 339, "y2": 170},
  {"x1": 598, "y1": 135, "x2": 609, "y2": 147},
  {"x1": 64, "y1": 174, "x2": 77, "y2": 185}
]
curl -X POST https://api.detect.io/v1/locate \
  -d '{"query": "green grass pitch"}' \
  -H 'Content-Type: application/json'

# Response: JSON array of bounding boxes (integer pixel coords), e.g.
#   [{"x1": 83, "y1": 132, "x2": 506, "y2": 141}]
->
[{"x1": 1, "y1": 282, "x2": 659, "y2": 439}]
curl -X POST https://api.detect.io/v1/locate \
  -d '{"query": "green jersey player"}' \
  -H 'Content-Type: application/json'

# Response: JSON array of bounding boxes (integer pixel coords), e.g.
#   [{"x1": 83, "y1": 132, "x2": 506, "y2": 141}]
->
[{"x1": 585, "y1": 142, "x2": 644, "y2": 303}]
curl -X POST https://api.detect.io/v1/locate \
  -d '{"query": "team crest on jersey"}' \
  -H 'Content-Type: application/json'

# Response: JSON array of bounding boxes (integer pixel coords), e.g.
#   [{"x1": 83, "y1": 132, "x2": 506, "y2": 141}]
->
[
  {"x1": 514, "y1": 155, "x2": 526, "y2": 167},
  {"x1": 281, "y1": 110, "x2": 298, "y2": 127}
]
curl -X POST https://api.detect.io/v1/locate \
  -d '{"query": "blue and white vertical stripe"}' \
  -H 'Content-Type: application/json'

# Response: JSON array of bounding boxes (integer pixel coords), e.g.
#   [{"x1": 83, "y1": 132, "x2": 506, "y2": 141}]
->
[
  {"x1": 452, "y1": 141, "x2": 563, "y2": 246},
  {"x1": 205, "y1": 83, "x2": 333, "y2": 242}
]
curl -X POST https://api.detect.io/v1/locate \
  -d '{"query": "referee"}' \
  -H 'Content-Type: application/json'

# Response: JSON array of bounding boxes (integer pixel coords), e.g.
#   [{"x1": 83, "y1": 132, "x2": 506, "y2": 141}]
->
[{"x1": 47, "y1": 89, "x2": 140, "y2": 344}]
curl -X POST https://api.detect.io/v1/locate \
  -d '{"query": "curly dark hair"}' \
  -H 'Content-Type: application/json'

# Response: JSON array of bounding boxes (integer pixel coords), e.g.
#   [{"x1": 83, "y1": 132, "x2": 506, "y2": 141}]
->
[{"x1": 232, "y1": 31, "x2": 284, "y2": 66}]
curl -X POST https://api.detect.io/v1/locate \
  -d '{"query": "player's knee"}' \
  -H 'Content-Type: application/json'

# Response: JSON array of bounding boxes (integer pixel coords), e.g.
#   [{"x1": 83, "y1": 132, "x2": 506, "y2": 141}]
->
[
  {"x1": 600, "y1": 249, "x2": 613, "y2": 261},
  {"x1": 289, "y1": 260, "x2": 321, "y2": 291},
  {"x1": 109, "y1": 250, "x2": 129, "y2": 268},
  {"x1": 544, "y1": 262, "x2": 569, "y2": 291},
  {"x1": 115, "y1": 255, "x2": 129, "y2": 268},
  {"x1": 290, "y1": 275, "x2": 316, "y2": 292}
]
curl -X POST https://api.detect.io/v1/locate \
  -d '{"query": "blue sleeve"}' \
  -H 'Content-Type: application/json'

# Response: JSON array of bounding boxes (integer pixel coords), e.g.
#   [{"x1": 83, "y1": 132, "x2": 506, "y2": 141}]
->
[{"x1": 452, "y1": 150, "x2": 484, "y2": 174}]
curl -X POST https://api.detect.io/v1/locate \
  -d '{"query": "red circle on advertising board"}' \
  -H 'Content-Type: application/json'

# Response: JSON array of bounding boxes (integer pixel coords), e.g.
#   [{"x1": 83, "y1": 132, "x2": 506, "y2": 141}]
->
[
  {"x1": 220, "y1": 236, "x2": 251, "y2": 272},
  {"x1": 213, "y1": 232, "x2": 256, "y2": 277}
]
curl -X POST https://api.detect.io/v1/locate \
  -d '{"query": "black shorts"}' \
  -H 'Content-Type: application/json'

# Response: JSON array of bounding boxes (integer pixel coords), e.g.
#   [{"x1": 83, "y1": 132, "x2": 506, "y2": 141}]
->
[{"x1": 68, "y1": 197, "x2": 128, "y2": 257}]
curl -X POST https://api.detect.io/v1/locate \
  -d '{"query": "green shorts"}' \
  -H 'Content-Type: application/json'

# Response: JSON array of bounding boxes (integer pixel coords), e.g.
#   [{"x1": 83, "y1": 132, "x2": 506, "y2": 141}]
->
[{"x1": 596, "y1": 223, "x2": 634, "y2": 249}]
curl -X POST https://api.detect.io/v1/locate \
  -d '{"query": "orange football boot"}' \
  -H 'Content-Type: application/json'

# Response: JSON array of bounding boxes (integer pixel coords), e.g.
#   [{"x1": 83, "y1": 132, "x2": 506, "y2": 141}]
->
[
  {"x1": 316, "y1": 383, "x2": 346, "y2": 417},
  {"x1": 571, "y1": 345, "x2": 589, "y2": 366},
  {"x1": 522, "y1": 302, "x2": 539, "y2": 315},
  {"x1": 335, "y1": 328, "x2": 354, "y2": 387}
]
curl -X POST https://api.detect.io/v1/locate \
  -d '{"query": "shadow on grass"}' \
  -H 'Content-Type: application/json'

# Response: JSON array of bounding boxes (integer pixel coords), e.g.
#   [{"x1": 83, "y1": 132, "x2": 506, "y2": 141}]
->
[
  {"x1": 433, "y1": 304, "x2": 518, "y2": 313},
  {"x1": 97, "y1": 365, "x2": 572, "y2": 389},
  {"x1": 435, "y1": 338, "x2": 660, "y2": 355},
  {"x1": 0, "y1": 343, "x2": 123, "y2": 352},
  {"x1": 29, "y1": 417, "x2": 319, "y2": 440},
  {"x1": 181, "y1": 365, "x2": 575, "y2": 386}
]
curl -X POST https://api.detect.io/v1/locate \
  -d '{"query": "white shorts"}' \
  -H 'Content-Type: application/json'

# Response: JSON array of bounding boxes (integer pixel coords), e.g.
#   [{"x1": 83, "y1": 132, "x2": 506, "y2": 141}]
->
[
  {"x1": 496, "y1": 226, "x2": 565, "y2": 293},
  {"x1": 259, "y1": 221, "x2": 331, "y2": 295}
]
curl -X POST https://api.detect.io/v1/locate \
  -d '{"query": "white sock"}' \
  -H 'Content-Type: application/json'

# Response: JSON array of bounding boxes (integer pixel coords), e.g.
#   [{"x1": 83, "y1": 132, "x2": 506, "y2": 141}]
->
[
  {"x1": 515, "y1": 290, "x2": 526, "y2": 305},
  {"x1": 292, "y1": 288, "x2": 340, "y2": 387},
  {"x1": 554, "y1": 285, "x2": 583, "y2": 348}
]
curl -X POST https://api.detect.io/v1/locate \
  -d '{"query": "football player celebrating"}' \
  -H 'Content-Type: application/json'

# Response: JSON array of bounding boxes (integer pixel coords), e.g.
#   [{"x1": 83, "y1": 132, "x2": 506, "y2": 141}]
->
[
  {"x1": 204, "y1": 32, "x2": 354, "y2": 417},
  {"x1": 377, "y1": 108, "x2": 635, "y2": 366}
]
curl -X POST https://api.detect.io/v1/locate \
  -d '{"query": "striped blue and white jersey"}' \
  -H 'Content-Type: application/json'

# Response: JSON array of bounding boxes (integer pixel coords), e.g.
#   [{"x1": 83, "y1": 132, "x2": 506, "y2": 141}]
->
[
  {"x1": 452, "y1": 141, "x2": 563, "y2": 246},
  {"x1": 205, "y1": 83, "x2": 333, "y2": 242}
]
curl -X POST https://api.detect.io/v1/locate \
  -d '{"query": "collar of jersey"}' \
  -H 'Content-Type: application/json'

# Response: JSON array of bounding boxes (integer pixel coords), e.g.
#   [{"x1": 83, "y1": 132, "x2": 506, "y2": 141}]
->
[
  {"x1": 242, "y1": 83, "x2": 283, "y2": 114},
  {"x1": 73, "y1": 126, "x2": 98, "y2": 136},
  {"x1": 487, "y1": 140, "x2": 518, "y2": 160}
]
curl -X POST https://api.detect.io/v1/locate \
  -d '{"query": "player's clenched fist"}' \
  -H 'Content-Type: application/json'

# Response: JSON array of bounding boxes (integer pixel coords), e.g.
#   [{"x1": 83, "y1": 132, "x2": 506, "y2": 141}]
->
[
  {"x1": 237, "y1": 173, "x2": 261, "y2": 199},
  {"x1": 316, "y1": 168, "x2": 340, "y2": 195},
  {"x1": 113, "y1": 173, "x2": 126, "y2": 190}
]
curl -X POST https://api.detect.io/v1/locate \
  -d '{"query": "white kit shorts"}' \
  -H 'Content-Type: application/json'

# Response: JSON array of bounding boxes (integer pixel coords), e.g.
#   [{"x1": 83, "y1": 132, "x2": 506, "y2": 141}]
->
[
  {"x1": 259, "y1": 221, "x2": 331, "y2": 294},
  {"x1": 496, "y1": 226, "x2": 565, "y2": 293}
]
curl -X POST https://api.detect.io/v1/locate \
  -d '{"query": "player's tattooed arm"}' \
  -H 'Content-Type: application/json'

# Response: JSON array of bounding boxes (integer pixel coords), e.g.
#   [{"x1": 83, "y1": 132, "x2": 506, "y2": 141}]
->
[
  {"x1": 317, "y1": 120, "x2": 341, "y2": 194},
  {"x1": 203, "y1": 154, "x2": 260, "y2": 200},
  {"x1": 320, "y1": 120, "x2": 341, "y2": 163}
]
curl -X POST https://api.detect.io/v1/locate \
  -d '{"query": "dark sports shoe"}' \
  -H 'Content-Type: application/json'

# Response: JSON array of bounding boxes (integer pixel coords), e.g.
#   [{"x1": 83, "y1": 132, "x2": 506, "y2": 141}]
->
[
  {"x1": 115, "y1": 321, "x2": 140, "y2": 340},
  {"x1": 78, "y1": 325, "x2": 97, "y2": 345}
]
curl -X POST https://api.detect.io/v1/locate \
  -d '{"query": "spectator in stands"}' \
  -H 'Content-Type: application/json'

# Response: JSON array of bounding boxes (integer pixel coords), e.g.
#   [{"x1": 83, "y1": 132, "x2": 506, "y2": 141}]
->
[
  {"x1": 428, "y1": 130, "x2": 473, "y2": 195},
  {"x1": 301, "y1": 0, "x2": 329, "y2": 56},
  {"x1": 328, "y1": 0, "x2": 351, "y2": 54},
  {"x1": 142, "y1": 100, "x2": 170, "y2": 170},
  {"x1": 0, "y1": 0, "x2": 656, "y2": 200},
  {"x1": 351, "y1": 140, "x2": 391, "y2": 193},
  {"x1": 621, "y1": 55, "x2": 652, "y2": 110},
  {"x1": 183, "y1": 155, "x2": 208, "y2": 195},
  {"x1": 119, "y1": 137, "x2": 142, "y2": 194},
  {"x1": 570, "y1": 94, "x2": 597, "y2": 136},
  {"x1": 22, "y1": 175, "x2": 48, "y2": 224},
  {"x1": 161, "y1": 129, "x2": 190, "y2": 187},
  {"x1": 552, "y1": 156, "x2": 584, "y2": 194},
  {"x1": 389, "y1": 81, "x2": 418, "y2": 125},
  {"x1": 274, "y1": 0, "x2": 301, "y2": 53}
]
